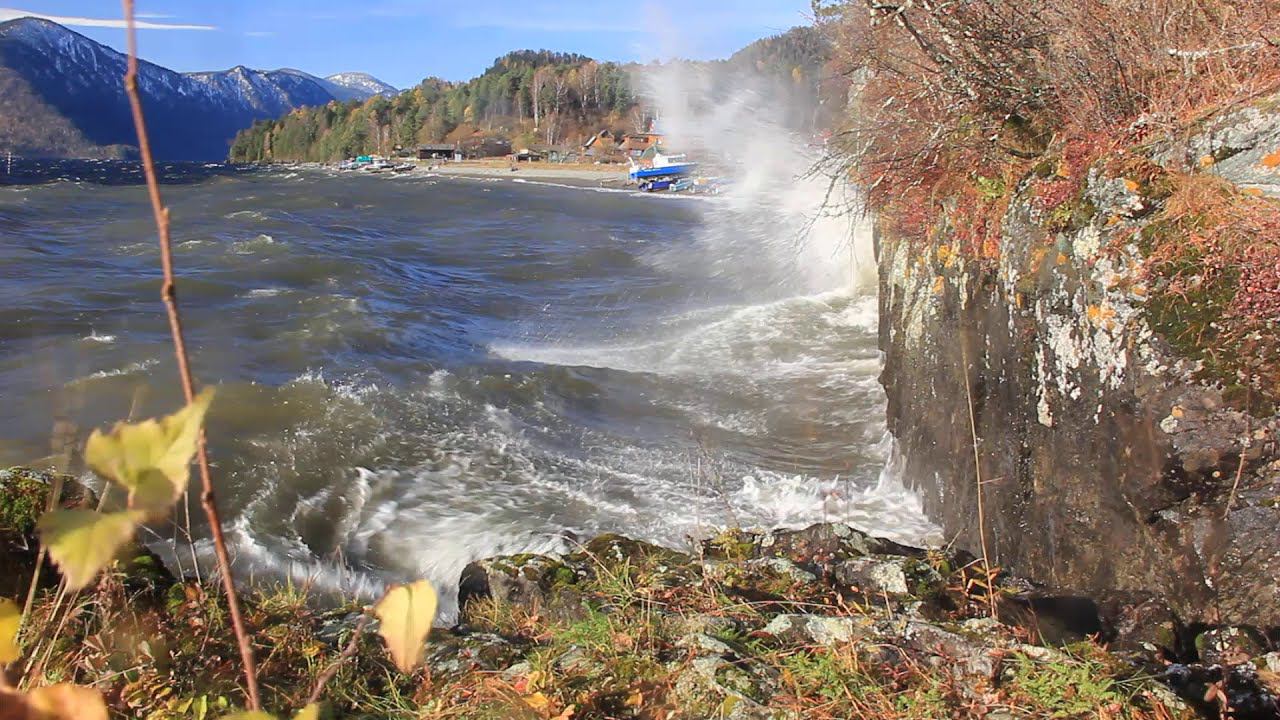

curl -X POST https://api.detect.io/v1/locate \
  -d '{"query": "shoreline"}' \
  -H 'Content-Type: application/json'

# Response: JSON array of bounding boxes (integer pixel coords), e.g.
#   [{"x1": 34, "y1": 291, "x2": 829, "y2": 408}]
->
[
  {"x1": 422, "y1": 161, "x2": 628, "y2": 187},
  {"x1": 6, "y1": 466, "x2": 1275, "y2": 717}
]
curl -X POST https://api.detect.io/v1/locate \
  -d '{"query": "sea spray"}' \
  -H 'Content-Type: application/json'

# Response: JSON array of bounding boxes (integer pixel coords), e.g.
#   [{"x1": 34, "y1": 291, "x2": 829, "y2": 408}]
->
[{"x1": 636, "y1": 58, "x2": 875, "y2": 295}]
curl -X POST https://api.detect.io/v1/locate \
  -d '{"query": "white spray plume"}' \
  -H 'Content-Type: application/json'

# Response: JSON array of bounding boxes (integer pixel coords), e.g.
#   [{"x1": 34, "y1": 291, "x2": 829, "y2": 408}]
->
[{"x1": 637, "y1": 54, "x2": 876, "y2": 296}]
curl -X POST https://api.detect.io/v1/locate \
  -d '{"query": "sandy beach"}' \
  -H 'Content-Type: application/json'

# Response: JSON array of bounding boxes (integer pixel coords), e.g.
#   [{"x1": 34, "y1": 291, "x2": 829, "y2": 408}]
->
[{"x1": 424, "y1": 160, "x2": 628, "y2": 187}]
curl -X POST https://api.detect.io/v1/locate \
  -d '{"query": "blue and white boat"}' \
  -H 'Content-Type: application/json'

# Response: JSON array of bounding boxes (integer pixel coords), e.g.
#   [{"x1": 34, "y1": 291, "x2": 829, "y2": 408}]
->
[{"x1": 628, "y1": 150, "x2": 695, "y2": 185}]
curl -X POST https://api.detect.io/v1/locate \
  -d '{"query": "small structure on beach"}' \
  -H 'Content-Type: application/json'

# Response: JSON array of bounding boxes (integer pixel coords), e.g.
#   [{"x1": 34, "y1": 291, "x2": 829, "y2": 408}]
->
[
  {"x1": 620, "y1": 133, "x2": 664, "y2": 158},
  {"x1": 416, "y1": 143, "x2": 459, "y2": 161}
]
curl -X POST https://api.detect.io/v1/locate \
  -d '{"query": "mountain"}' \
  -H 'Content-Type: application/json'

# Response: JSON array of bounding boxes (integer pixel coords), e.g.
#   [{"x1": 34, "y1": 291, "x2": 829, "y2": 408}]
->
[
  {"x1": 322, "y1": 72, "x2": 398, "y2": 101},
  {"x1": 0, "y1": 17, "x2": 394, "y2": 160}
]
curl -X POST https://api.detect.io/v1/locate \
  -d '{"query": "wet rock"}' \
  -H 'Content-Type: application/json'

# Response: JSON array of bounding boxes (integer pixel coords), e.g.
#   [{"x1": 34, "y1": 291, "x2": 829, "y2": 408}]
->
[
  {"x1": 424, "y1": 630, "x2": 524, "y2": 679},
  {"x1": 1096, "y1": 592, "x2": 1181, "y2": 657},
  {"x1": 572, "y1": 534, "x2": 699, "y2": 589},
  {"x1": 1161, "y1": 662, "x2": 1280, "y2": 719},
  {"x1": 703, "y1": 556, "x2": 821, "y2": 599},
  {"x1": 1196, "y1": 626, "x2": 1270, "y2": 665},
  {"x1": 457, "y1": 553, "x2": 584, "y2": 623}
]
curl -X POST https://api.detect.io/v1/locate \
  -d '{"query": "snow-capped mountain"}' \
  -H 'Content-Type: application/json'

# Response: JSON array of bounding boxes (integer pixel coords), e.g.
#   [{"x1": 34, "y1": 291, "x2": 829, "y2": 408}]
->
[
  {"x1": 323, "y1": 72, "x2": 398, "y2": 101},
  {"x1": 0, "y1": 17, "x2": 394, "y2": 160}
]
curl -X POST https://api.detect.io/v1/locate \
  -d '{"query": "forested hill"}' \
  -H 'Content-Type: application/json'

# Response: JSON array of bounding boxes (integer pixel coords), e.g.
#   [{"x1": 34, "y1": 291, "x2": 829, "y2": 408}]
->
[{"x1": 228, "y1": 27, "x2": 833, "y2": 163}]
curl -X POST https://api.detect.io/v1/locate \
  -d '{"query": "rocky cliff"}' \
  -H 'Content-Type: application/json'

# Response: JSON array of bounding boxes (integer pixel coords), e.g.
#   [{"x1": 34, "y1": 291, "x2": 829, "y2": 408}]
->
[{"x1": 878, "y1": 97, "x2": 1280, "y2": 635}]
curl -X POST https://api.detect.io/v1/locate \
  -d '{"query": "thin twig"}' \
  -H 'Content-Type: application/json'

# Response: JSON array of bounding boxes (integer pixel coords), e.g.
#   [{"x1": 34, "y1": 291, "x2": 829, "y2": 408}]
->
[
  {"x1": 307, "y1": 614, "x2": 370, "y2": 706},
  {"x1": 120, "y1": 0, "x2": 260, "y2": 709},
  {"x1": 19, "y1": 472, "x2": 64, "y2": 636},
  {"x1": 960, "y1": 337, "x2": 998, "y2": 620}
]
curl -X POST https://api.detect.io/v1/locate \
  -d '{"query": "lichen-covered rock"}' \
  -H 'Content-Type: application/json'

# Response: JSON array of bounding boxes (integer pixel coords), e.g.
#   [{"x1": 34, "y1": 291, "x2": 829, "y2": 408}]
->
[
  {"x1": 457, "y1": 553, "x2": 586, "y2": 625},
  {"x1": 833, "y1": 556, "x2": 911, "y2": 595},
  {"x1": 703, "y1": 523, "x2": 924, "y2": 569},
  {"x1": 877, "y1": 100, "x2": 1280, "y2": 630},
  {"x1": 671, "y1": 656, "x2": 777, "y2": 720},
  {"x1": 424, "y1": 630, "x2": 524, "y2": 679},
  {"x1": 443, "y1": 525, "x2": 1278, "y2": 717}
]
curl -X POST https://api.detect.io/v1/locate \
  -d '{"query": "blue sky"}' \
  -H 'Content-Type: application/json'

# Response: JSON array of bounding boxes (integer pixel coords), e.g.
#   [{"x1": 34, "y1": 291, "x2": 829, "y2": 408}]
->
[{"x1": 1, "y1": 2, "x2": 813, "y2": 88}]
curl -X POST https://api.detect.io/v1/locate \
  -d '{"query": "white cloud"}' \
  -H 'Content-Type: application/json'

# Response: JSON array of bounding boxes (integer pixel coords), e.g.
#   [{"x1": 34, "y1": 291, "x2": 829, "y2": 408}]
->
[{"x1": 0, "y1": 7, "x2": 216, "y2": 30}]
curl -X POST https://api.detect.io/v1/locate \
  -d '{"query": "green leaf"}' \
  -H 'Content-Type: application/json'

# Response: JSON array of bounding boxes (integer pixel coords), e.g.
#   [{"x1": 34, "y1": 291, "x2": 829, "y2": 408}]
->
[
  {"x1": 293, "y1": 705, "x2": 321, "y2": 720},
  {"x1": 84, "y1": 388, "x2": 214, "y2": 515},
  {"x1": 0, "y1": 597, "x2": 20, "y2": 664},
  {"x1": 374, "y1": 579, "x2": 437, "y2": 673},
  {"x1": 219, "y1": 714, "x2": 275, "y2": 720},
  {"x1": 37, "y1": 510, "x2": 142, "y2": 591}
]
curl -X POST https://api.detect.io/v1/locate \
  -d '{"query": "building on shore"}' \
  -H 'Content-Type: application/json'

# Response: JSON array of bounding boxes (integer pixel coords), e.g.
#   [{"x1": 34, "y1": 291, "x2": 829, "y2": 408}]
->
[{"x1": 416, "y1": 143, "x2": 459, "y2": 161}]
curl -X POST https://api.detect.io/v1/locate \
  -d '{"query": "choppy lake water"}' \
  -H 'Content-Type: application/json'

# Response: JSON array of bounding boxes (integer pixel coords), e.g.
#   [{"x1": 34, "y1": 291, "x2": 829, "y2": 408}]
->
[{"x1": 0, "y1": 161, "x2": 934, "y2": 618}]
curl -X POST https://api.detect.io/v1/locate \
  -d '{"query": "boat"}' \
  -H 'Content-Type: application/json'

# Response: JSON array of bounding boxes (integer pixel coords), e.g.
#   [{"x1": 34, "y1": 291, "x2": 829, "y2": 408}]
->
[
  {"x1": 638, "y1": 178, "x2": 674, "y2": 192},
  {"x1": 627, "y1": 149, "x2": 696, "y2": 187}
]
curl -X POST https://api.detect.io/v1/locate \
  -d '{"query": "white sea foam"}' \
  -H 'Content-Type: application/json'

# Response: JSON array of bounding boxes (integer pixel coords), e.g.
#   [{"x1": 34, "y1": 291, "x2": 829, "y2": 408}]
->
[{"x1": 68, "y1": 358, "x2": 158, "y2": 385}]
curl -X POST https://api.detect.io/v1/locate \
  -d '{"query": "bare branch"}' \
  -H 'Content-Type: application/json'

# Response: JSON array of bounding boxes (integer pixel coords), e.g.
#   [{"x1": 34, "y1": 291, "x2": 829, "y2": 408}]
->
[{"x1": 120, "y1": 0, "x2": 261, "y2": 710}]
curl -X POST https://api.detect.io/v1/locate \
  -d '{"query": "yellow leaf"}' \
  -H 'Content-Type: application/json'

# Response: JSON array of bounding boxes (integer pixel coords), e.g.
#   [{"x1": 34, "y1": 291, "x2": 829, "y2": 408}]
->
[
  {"x1": 293, "y1": 705, "x2": 321, "y2": 720},
  {"x1": 85, "y1": 388, "x2": 214, "y2": 515},
  {"x1": 37, "y1": 510, "x2": 142, "y2": 591},
  {"x1": 0, "y1": 598, "x2": 19, "y2": 663},
  {"x1": 523, "y1": 692, "x2": 552, "y2": 712},
  {"x1": 551, "y1": 705, "x2": 576, "y2": 720},
  {"x1": 27, "y1": 683, "x2": 109, "y2": 720},
  {"x1": 373, "y1": 579, "x2": 437, "y2": 673},
  {"x1": 526, "y1": 669, "x2": 547, "y2": 691},
  {"x1": 219, "y1": 713, "x2": 275, "y2": 720},
  {"x1": 625, "y1": 689, "x2": 643, "y2": 707}
]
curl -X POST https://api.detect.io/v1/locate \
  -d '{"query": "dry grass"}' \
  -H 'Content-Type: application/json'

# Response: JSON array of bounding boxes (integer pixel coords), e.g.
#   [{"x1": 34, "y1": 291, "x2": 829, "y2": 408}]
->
[{"x1": 819, "y1": 0, "x2": 1280, "y2": 241}]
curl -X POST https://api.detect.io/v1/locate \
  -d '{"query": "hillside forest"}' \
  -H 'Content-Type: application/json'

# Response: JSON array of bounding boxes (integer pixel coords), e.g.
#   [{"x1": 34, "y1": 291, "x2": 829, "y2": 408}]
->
[{"x1": 228, "y1": 28, "x2": 837, "y2": 163}]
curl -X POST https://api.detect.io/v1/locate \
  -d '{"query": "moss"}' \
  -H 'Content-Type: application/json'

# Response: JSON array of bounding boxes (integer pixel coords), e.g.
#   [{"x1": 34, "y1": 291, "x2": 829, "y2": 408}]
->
[
  {"x1": 707, "y1": 529, "x2": 755, "y2": 562},
  {"x1": 549, "y1": 564, "x2": 578, "y2": 587},
  {"x1": 1004, "y1": 649, "x2": 1136, "y2": 718},
  {"x1": 0, "y1": 467, "x2": 54, "y2": 537}
]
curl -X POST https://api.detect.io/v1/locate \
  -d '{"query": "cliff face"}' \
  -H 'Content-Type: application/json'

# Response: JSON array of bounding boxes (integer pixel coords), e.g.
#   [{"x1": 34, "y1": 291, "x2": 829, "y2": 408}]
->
[{"x1": 877, "y1": 99, "x2": 1280, "y2": 631}]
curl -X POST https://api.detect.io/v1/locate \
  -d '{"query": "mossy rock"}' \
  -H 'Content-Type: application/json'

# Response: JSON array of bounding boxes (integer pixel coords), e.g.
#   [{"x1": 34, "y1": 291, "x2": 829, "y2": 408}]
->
[
  {"x1": 0, "y1": 466, "x2": 96, "y2": 538},
  {"x1": 0, "y1": 467, "x2": 101, "y2": 596}
]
